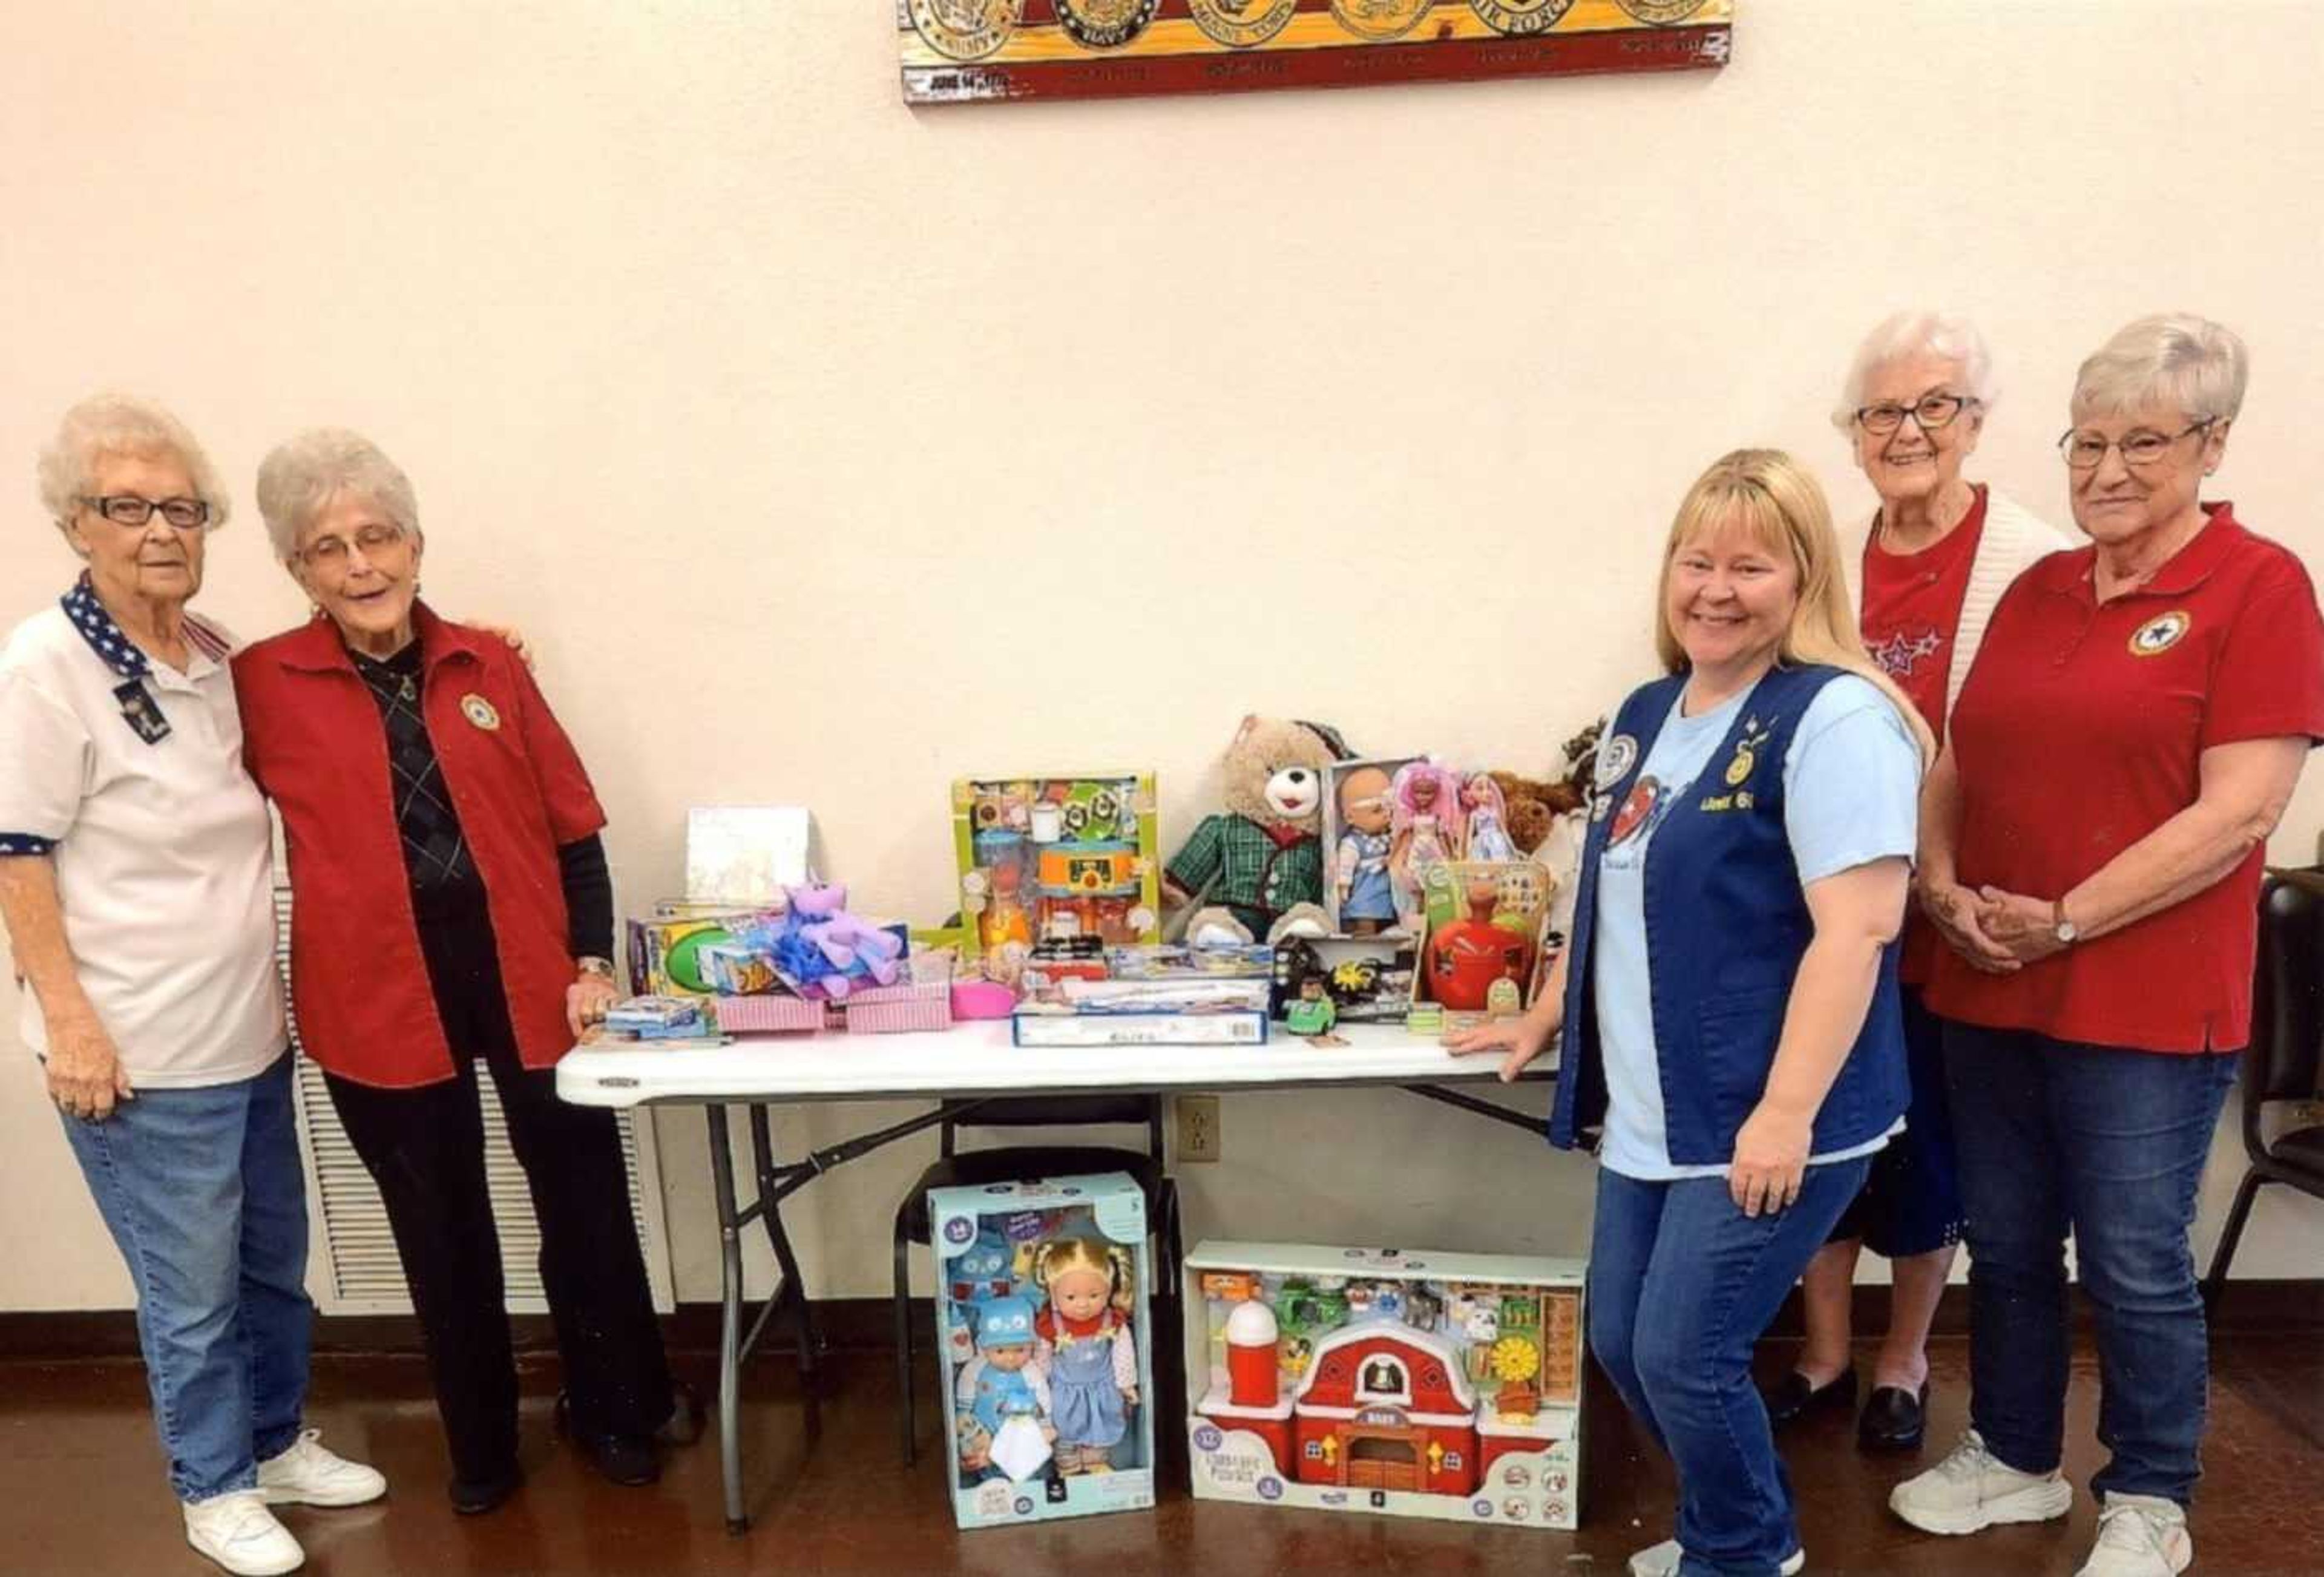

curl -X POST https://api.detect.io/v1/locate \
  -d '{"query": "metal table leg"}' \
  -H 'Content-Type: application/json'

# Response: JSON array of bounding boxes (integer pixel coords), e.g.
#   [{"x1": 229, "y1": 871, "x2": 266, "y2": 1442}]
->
[
  {"x1": 706, "y1": 1106, "x2": 750, "y2": 1534},
  {"x1": 749, "y1": 1104, "x2": 822, "y2": 1402}
]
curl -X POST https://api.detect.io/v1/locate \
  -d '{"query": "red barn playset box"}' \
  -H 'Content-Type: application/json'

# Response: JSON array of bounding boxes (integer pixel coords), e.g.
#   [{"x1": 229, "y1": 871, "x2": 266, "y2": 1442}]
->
[{"x1": 1184, "y1": 1241, "x2": 1584, "y2": 1532}]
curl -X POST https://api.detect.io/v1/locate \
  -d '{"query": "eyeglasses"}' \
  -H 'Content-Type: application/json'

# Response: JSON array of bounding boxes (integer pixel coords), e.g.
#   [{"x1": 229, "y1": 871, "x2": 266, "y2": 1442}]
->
[
  {"x1": 299, "y1": 522, "x2": 409, "y2": 570},
  {"x1": 81, "y1": 494, "x2": 210, "y2": 529},
  {"x1": 2058, "y1": 419, "x2": 2215, "y2": 470},
  {"x1": 1853, "y1": 394, "x2": 1977, "y2": 434}
]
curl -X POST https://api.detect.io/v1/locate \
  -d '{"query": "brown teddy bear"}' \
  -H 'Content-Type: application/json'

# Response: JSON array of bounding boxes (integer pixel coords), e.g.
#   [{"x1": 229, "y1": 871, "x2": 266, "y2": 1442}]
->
[{"x1": 1164, "y1": 715, "x2": 1350, "y2": 943}]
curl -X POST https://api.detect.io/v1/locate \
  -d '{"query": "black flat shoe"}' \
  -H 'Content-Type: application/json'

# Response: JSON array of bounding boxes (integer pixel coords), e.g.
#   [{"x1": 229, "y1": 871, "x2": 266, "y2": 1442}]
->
[
  {"x1": 1857, "y1": 1381, "x2": 1931, "y2": 1451},
  {"x1": 584, "y1": 1431, "x2": 661, "y2": 1487},
  {"x1": 1761, "y1": 1367, "x2": 1857, "y2": 1429},
  {"x1": 448, "y1": 1465, "x2": 523, "y2": 1515},
  {"x1": 554, "y1": 1382, "x2": 704, "y2": 1450}
]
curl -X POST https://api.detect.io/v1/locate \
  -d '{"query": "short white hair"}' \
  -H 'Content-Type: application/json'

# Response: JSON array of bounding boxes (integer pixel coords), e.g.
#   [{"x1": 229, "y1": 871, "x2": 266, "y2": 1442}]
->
[
  {"x1": 2071, "y1": 313, "x2": 2248, "y2": 425},
  {"x1": 254, "y1": 428, "x2": 422, "y2": 563},
  {"x1": 1831, "y1": 311, "x2": 1999, "y2": 433},
  {"x1": 35, "y1": 392, "x2": 233, "y2": 531}
]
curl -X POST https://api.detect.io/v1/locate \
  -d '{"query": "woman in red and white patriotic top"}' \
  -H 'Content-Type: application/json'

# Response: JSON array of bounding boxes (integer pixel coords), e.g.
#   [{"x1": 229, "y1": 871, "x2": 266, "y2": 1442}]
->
[
  {"x1": 1891, "y1": 315, "x2": 2324, "y2": 1577},
  {"x1": 1766, "y1": 314, "x2": 2072, "y2": 1455},
  {"x1": 0, "y1": 395, "x2": 382, "y2": 1577}
]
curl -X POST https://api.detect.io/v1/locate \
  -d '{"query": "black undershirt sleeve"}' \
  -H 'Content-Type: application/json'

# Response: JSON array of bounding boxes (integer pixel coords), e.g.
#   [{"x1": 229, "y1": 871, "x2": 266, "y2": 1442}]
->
[{"x1": 558, "y1": 833, "x2": 614, "y2": 962}]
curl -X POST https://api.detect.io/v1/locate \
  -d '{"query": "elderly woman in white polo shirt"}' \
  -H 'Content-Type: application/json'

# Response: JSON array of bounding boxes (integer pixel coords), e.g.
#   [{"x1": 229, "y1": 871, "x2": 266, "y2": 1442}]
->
[{"x1": 0, "y1": 395, "x2": 382, "y2": 1577}]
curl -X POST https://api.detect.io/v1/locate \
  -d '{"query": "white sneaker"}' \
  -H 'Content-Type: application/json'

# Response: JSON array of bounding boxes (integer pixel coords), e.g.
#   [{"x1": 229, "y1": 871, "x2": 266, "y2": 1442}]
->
[
  {"x1": 2076, "y1": 1493, "x2": 2192, "y2": 1576},
  {"x1": 183, "y1": 1490, "x2": 304, "y2": 1576},
  {"x1": 1629, "y1": 1536, "x2": 1805, "y2": 1575},
  {"x1": 1889, "y1": 1428, "x2": 2074, "y2": 1535},
  {"x1": 257, "y1": 1428, "x2": 387, "y2": 1507}
]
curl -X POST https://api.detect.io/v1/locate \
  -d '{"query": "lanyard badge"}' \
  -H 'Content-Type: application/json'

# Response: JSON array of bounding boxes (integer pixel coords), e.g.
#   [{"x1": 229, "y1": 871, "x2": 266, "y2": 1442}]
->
[{"x1": 113, "y1": 678, "x2": 172, "y2": 744}]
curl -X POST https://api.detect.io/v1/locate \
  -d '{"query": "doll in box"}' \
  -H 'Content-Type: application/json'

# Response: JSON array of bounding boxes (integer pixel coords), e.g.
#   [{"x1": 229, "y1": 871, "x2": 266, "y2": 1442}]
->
[
  {"x1": 1032, "y1": 1236, "x2": 1140, "y2": 1475},
  {"x1": 1388, "y1": 761, "x2": 1461, "y2": 927},
  {"x1": 956, "y1": 1296, "x2": 1055, "y2": 1485},
  {"x1": 1459, "y1": 772, "x2": 1520, "y2": 863},
  {"x1": 1331, "y1": 764, "x2": 1397, "y2": 936}
]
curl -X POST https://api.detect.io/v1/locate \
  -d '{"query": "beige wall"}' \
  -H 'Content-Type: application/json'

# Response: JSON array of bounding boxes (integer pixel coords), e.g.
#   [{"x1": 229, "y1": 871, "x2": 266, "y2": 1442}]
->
[{"x1": 5, "y1": 0, "x2": 2323, "y2": 1311}]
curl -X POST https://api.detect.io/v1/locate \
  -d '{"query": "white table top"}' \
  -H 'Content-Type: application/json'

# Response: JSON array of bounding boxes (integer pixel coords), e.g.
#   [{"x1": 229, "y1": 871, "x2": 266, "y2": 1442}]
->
[{"x1": 555, "y1": 1019, "x2": 1550, "y2": 1108}]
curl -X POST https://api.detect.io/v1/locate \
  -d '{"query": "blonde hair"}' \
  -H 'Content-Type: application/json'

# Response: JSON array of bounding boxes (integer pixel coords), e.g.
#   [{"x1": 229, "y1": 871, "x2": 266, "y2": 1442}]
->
[
  {"x1": 1653, "y1": 449, "x2": 1933, "y2": 765},
  {"x1": 1034, "y1": 1236, "x2": 1133, "y2": 1314}
]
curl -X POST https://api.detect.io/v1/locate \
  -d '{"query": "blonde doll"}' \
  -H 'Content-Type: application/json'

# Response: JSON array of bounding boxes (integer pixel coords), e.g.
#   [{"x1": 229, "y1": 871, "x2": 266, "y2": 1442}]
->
[{"x1": 1031, "y1": 1237, "x2": 1139, "y2": 1475}]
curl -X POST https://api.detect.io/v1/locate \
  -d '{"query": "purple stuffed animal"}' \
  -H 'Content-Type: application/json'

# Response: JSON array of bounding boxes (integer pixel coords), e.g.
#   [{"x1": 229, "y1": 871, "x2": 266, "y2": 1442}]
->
[{"x1": 781, "y1": 882, "x2": 905, "y2": 998}]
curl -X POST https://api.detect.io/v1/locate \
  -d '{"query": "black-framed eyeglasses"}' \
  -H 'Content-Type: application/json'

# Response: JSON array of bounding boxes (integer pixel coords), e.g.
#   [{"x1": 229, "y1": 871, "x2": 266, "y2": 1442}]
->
[
  {"x1": 81, "y1": 494, "x2": 210, "y2": 529},
  {"x1": 2057, "y1": 419, "x2": 2216, "y2": 471},
  {"x1": 298, "y1": 521, "x2": 409, "y2": 570},
  {"x1": 1853, "y1": 394, "x2": 1977, "y2": 434}
]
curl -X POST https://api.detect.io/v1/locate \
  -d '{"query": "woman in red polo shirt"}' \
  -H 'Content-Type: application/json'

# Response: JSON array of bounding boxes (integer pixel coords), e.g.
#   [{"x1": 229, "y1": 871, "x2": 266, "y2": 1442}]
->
[
  {"x1": 1765, "y1": 313, "x2": 2072, "y2": 1455},
  {"x1": 232, "y1": 429, "x2": 689, "y2": 1515},
  {"x1": 1889, "y1": 315, "x2": 2324, "y2": 1577}
]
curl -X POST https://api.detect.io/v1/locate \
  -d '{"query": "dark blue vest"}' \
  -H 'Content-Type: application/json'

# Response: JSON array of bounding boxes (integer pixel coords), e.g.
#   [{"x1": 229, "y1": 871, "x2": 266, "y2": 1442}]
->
[{"x1": 1548, "y1": 664, "x2": 1909, "y2": 1166}]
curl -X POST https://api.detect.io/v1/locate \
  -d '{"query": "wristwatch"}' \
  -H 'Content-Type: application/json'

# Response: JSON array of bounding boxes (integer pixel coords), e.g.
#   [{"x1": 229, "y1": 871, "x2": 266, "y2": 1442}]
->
[
  {"x1": 2050, "y1": 899, "x2": 2079, "y2": 946},
  {"x1": 576, "y1": 956, "x2": 617, "y2": 981}
]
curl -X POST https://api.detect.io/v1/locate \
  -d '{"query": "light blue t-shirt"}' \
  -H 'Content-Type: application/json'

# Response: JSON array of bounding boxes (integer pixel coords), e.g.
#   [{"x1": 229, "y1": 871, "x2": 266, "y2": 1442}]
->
[{"x1": 1592, "y1": 673, "x2": 1921, "y2": 1181}]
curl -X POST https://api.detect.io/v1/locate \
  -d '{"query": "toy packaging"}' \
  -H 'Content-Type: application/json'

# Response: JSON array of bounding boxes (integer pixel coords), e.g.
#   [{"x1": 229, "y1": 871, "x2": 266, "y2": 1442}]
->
[
  {"x1": 929, "y1": 1175, "x2": 1158, "y2": 1529},
  {"x1": 1407, "y1": 861, "x2": 1554, "y2": 1041},
  {"x1": 1186, "y1": 1241, "x2": 1585, "y2": 1532},
  {"x1": 1272, "y1": 934, "x2": 1417, "y2": 1026},
  {"x1": 1320, "y1": 755, "x2": 1419, "y2": 936},
  {"x1": 952, "y1": 775, "x2": 1163, "y2": 987}
]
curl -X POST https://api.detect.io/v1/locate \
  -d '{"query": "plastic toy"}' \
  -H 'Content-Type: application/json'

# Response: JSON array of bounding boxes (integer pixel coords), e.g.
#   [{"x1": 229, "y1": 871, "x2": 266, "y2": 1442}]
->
[
  {"x1": 955, "y1": 1296, "x2": 1056, "y2": 1484},
  {"x1": 954, "y1": 774, "x2": 1162, "y2": 985},
  {"x1": 1032, "y1": 1236, "x2": 1140, "y2": 1475},
  {"x1": 1424, "y1": 877, "x2": 1535, "y2": 1011},
  {"x1": 1458, "y1": 773, "x2": 1520, "y2": 864},
  {"x1": 1188, "y1": 1242, "x2": 1586, "y2": 1532},
  {"x1": 1388, "y1": 761, "x2": 1462, "y2": 931},
  {"x1": 724, "y1": 884, "x2": 907, "y2": 1002},
  {"x1": 1282, "y1": 977, "x2": 1344, "y2": 1044},
  {"x1": 1330, "y1": 762, "x2": 1399, "y2": 935}
]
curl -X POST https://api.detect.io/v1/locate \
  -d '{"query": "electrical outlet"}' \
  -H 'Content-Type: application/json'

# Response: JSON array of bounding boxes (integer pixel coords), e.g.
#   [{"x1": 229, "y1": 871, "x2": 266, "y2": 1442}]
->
[{"x1": 1176, "y1": 1094, "x2": 1221, "y2": 1163}]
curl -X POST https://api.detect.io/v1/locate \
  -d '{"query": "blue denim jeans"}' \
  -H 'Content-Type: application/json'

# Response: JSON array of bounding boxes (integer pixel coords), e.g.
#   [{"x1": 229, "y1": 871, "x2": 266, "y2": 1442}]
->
[
  {"x1": 1942, "y1": 1020, "x2": 2237, "y2": 1506},
  {"x1": 1590, "y1": 1156, "x2": 1872, "y2": 1576},
  {"x1": 57, "y1": 1049, "x2": 312, "y2": 1502}
]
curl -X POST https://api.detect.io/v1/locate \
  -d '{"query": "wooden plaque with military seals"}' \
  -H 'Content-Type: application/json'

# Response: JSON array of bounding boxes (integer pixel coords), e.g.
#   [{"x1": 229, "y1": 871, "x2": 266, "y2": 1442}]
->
[{"x1": 899, "y1": 0, "x2": 1731, "y2": 105}]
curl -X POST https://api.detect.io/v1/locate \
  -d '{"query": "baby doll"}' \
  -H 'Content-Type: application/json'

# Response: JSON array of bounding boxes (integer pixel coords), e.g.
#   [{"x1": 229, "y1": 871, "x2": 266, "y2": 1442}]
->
[
  {"x1": 955, "y1": 1296, "x2": 1055, "y2": 1485},
  {"x1": 1459, "y1": 772, "x2": 1519, "y2": 863},
  {"x1": 1332, "y1": 764, "x2": 1397, "y2": 936},
  {"x1": 1388, "y1": 761, "x2": 1461, "y2": 929},
  {"x1": 1032, "y1": 1236, "x2": 1140, "y2": 1475}
]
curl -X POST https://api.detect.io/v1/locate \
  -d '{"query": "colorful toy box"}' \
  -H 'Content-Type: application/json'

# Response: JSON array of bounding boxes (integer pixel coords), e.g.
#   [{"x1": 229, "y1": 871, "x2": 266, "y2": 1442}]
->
[
  {"x1": 1405, "y1": 860, "x2": 1554, "y2": 1041},
  {"x1": 1186, "y1": 1241, "x2": 1585, "y2": 1532},
  {"x1": 951, "y1": 775, "x2": 1163, "y2": 985},
  {"x1": 930, "y1": 1174, "x2": 1158, "y2": 1529}
]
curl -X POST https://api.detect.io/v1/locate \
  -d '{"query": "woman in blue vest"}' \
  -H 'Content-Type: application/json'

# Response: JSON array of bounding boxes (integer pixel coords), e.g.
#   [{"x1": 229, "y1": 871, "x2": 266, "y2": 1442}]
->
[{"x1": 1453, "y1": 448, "x2": 1928, "y2": 1576}]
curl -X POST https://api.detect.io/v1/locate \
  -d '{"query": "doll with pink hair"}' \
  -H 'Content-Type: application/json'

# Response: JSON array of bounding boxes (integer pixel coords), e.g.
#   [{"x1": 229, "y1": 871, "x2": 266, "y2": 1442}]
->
[
  {"x1": 1388, "y1": 760, "x2": 1462, "y2": 928},
  {"x1": 1458, "y1": 772, "x2": 1519, "y2": 863}
]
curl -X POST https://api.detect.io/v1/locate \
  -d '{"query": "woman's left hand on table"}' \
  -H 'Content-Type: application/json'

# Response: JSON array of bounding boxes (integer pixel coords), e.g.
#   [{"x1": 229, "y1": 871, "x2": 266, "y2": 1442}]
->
[
  {"x1": 1729, "y1": 1101, "x2": 1811, "y2": 1219},
  {"x1": 566, "y1": 972, "x2": 619, "y2": 1038}
]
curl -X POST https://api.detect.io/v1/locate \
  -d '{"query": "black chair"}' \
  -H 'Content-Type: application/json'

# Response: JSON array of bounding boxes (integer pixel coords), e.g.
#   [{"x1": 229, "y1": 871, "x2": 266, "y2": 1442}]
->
[
  {"x1": 2202, "y1": 868, "x2": 2324, "y2": 1307},
  {"x1": 891, "y1": 1094, "x2": 1184, "y2": 1465}
]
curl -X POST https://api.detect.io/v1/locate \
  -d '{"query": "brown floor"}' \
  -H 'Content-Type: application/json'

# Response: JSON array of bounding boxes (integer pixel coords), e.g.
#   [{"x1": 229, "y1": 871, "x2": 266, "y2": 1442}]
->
[{"x1": 2, "y1": 1331, "x2": 2319, "y2": 1577}]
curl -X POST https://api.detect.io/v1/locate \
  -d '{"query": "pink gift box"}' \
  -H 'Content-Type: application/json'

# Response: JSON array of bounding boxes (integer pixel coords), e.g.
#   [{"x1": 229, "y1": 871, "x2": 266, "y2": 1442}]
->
[
  {"x1": 712, "y1": 994, "x2": 825, "y2": 1034},
  {"x1": 839, "y1": 971, "x2": 954, "y2": 1035}
]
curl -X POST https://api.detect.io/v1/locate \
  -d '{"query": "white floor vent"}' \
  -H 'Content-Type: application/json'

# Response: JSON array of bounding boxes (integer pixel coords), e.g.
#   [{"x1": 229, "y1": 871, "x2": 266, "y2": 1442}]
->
[{"x1": 276, "y1": 887, "x2": 676, "y2": 1317}]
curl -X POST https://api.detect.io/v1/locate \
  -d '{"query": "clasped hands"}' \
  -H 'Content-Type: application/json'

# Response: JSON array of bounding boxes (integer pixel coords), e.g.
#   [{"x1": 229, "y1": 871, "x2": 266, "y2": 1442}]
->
[{"x1": 1918, "y1": 877, "x2": 2069, "y2": 973}]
